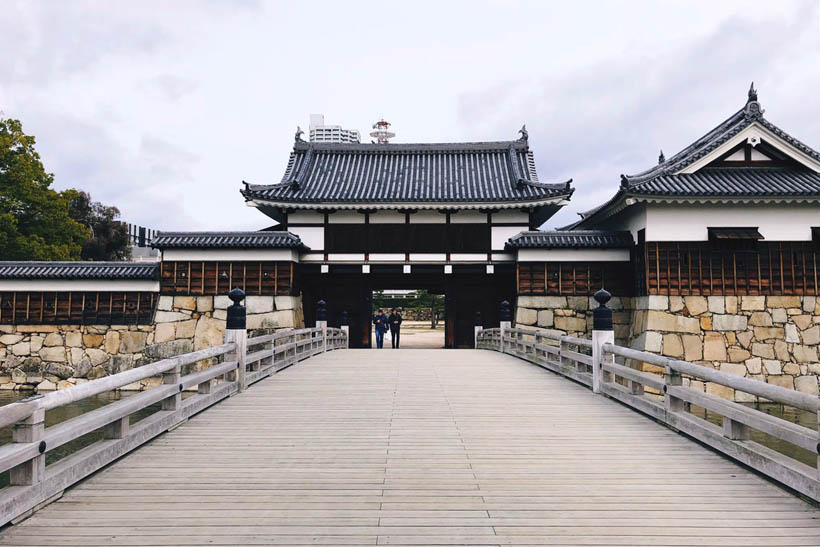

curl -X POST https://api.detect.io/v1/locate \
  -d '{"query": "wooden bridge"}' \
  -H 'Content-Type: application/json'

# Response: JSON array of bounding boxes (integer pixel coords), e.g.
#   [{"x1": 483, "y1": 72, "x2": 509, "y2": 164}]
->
[{"x1": 1, "y1": 295, "x2": 820, "y2": 544}]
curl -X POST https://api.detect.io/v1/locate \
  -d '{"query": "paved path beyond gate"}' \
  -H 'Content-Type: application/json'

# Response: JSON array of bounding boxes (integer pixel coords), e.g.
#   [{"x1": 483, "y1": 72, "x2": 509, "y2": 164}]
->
[{"x1": 2, "y1": 349, "x2": 819, "y2": 545}]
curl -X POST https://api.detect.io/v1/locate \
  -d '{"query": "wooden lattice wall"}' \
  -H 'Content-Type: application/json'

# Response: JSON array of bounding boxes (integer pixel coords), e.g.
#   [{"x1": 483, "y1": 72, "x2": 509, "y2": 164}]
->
[
  {"x1": 516, "y1": 262, "x2": 633, "y2": 296},
  {"x1": 160, "y1": 261, "x2": 296, "y2": 296},
  {"x1": 0, "y1": 292, "x2": 156, "y2": 325},
  {"x1": 640, "y1": 242, "x2": 820, "y2": 296}
]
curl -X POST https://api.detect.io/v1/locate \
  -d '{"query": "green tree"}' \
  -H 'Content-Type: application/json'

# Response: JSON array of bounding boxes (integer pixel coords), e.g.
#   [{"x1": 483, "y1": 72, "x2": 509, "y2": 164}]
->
[
  {"x1": 0, "y1": 118, "x2": 89, "y2": 260},
  {"x1": 67, "y1": 190, "x2": 131, "y2": 261}
]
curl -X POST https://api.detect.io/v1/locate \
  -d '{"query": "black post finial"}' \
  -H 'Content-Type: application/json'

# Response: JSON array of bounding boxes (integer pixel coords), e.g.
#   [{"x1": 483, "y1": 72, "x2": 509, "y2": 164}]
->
[
  {"x1": 592, "y1": 288, "x2": 613, "y2": 331},
  {"x1": 316, "y1": 299, "x2": 327, "y2": 322},
  {"x1": 474, "y1": 311, "x2": 483, "y2": 327},
  {"x1": 499, "y1": 300, "x2": 512, "y2": 322},
  {"x1": 226, "y1": 287, "x2": 246, "y2": 330},
  {"x1": 340, "y1": 310, "x2": 349, "y2": 326},
  {"x1": 658, "y1": 149, "x2": 665, "y2": 164}
]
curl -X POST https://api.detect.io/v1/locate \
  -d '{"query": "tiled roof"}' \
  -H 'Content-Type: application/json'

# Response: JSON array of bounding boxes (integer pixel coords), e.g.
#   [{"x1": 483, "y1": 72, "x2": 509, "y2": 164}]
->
[
  {"x1": 151, "y1": 231, "x2": 307, "y2": 250},
  {"x1": 506, "y1": 230, "x2": 634, "y2": 249},
  {"x1": 569, "y1": 86, "x2": 820, "y2": 229},
  {"x1": 0, "y1": 262, "x2": 159, "y2": 280},
  {"x1": 629, "y1": 167, "x2": 820, "y2": 196},
  {"x1": 241, "y1": 138, "x2": 572, "y2": 205}
]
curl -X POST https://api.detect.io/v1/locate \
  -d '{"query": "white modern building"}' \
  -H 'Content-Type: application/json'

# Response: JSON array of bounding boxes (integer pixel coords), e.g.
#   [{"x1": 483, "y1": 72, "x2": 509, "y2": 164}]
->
[{"x1": 308, "y1": 114, "x2": 360, "y2": 143}]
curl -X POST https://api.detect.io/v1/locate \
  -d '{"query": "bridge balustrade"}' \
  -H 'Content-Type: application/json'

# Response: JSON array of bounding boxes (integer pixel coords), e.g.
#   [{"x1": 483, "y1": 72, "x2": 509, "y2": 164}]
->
[
  {"x1": 476, "y1": 290, "x2": 820, "y2": 503},
  {"x1": 0, "y1": 290, "x2": 347, "y2": 526}
]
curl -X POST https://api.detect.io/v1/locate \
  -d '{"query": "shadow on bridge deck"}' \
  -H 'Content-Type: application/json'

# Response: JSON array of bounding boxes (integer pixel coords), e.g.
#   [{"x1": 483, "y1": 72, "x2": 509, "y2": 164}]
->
[{"x1": 2, "y1": 349, "x2": 819, "y2": 545}]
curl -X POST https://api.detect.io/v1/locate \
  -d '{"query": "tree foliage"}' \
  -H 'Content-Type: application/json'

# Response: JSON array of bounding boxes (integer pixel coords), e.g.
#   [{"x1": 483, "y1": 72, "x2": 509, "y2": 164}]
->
[
  {"x1": 67, "y1": 190, "x2": 131, "y2": 261},
  {"x1": 0, "y1": 118, "x2": 89, "y2": 260}
]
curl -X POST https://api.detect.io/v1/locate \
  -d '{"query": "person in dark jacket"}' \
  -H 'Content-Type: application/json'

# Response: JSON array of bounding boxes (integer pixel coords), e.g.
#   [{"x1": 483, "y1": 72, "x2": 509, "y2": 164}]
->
[
  {"x1": 373, "y1": 309, "x2": 389, "y2": 349},
  {"x1": 388, "y1": 308, "x2": 403, "y2": 348}
]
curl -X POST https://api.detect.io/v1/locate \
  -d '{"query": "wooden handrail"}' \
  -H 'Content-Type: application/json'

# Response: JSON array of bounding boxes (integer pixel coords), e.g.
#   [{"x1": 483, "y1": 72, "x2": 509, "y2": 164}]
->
[
  {"x1": 0, "y1": 323, "x2": 348, "y2": 526},
  {"x1": 476, "y1": 325, "x2": 820, "y2": 502}
]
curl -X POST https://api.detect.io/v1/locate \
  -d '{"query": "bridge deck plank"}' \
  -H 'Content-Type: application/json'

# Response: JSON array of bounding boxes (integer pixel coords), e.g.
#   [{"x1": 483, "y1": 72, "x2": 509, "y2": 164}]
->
[{"x1": 2, "y1": 349, "x2": 819, "y2": 545}]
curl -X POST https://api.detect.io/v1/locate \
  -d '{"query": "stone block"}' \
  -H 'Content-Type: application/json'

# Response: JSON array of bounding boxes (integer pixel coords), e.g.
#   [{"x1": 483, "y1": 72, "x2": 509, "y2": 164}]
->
[
  {"x1": 65, "y1": 331, "x2": 82, "y2": 348},
  {"x1": 196, "y1": 296, "x2": 213, "y2": 312},
  {"x1": 157, "y1": 296, "x2": 174, "y2": 311},
  {"x1": 734, "y1": 390, "x2": 757, "y2": 403},
  {"x1": 669, "y1": 296, "x2": 684, "y2": 313},
  {"x1": 804, "y1": 296, "x2": 817, "y2": 313},
  {"x1": 647, "y1": 295, "x2": 668, "y2": 310},
  {"x1": 87, "y1": 365, "x2": 107, "y2": 380},
  {"x1": 82, "y1": 334, "x2": 104, "y2": 348},
  {"x1": 784, "y1": 323, "x2": 800, "y2": 343},
  {"x1": 270, "y1": 310, "x2": 295, "y2": 329},
  {"x1": 213, "y1": 309, "x2": 227, "y2": 321},
  {"x1": 120, "y1": 331, "x2": 148, "y2": 353},
  {"x1": 43, "y1": 333, "x2": 63, "y2": 346},
  {"x1": 515, "y1": 307, "x2": 537, "y2": 326},
  {"x1": 683, "y1": 296, "x2": 708, "y2": 316},
  {"x1": 154, "y1": 322, "x2": 175, "y2": 343},
  {"x1": 705, "y1": 382, "x2": 734, "y2": 400},
  {"x1": 736, "y1": 331, "x2": 753, "y2": 349},
  {"x1": 246, "y1": 296, "x2": 275, "y2": 314},
  {"x1": 661, "y1": 334, "x2": 682, "y2": 358},
  {"x1": 771, "y1": 308, "x2": 788, "y2": 323},
  {"x1": 213, "y1": 295, "x2": 232, "y2": 309},
  {"x1": 700, "y1": 317, "x2": 712, "y2": 330},
  {"x1": 774, "y1": 340, "x2": 789, "y2": 361},
  {"x1": 632, "y1": 331, "x2": 662, "y2": 353},
  {"x1": 175, "y1": 319, "x2": 197, "y2": 339},
  {"x1": 707, "y1": 296, "x2": 725, "y2": 314},
  {"x1": 740, "y1": 296, "x2": 765, "y2": 311},
  {"x1": 792, "y1": 344, "x2": 818, "y2": 363},
  {"x1": 274, "y1": 296, "x2": 299, "y2": 310},
  {"x1": 682, "y1": 334, "x2": 702, "y2": 361},
  {"x1": 39, "y1": 347, "x2": 66, "y2": 362},
  {"x1": 154, "y1": 311, "x2": 190, "y2": 323},
  {"x1": 768, "y1": 296, "x2": 801, "y2": 308},
  {"x1": 45, "y1": 362, "x2": 74, "y2": 380},
  {"x1": 783, "y1": 363, "x2": 800, "y2": 375},
  {"x1": 74, "y1": 359, "x2": 92, "y2": 377},
  {"x1": 763, "y1": 359, "x2": 782, "y2": 375},
  {"x1": 29, "y1": 336, "x2": 44, "y2": 352},
  {"x1": 793, "y1": 315, "x2": 812, "y2": 330},
  {"x1": 795, "y1": 376, "x2": 820, "y2": 395},
  {"x1": 536, "y1": 310, "x2": 554, "y2": 328},
  {"x1": 646, "y1": 311, "x2": 700, "y2": 333},
  {"x1": 109, "y1": 354, "x2": 134, "y2": 374},
  {"x1": 751, "y1": 343, "x2": 775, "y2": 359},
  {"x1": 566, "y1": 296, "x2": 588, "y2": 311},
  {"x1": 712, "y1": 315, "x2": 748, "y2": 332},
  {"x1": 745, "y1": 357, "x2": 762, "y2": 374},
  {"x1": 15, "y1": 325, "x2": 58, "y2": 333},
  {"x1": 0, "y1": 334, "x2": 24, "y2": 345},
  {"x1": 36, "y1": 379, "x2": 57, "y2": 391},
  {"x1": 194, "y1": 316, "x2": 225, "y2": 351},
  {"x1": 748, "y1": 312, "x2": 772, "y2": 327},
  {"x1": 802, "y1": 326, "x2": 820, "y2": 346},
  {"x1": 86, "y1": 348, "x2": 109, "y2": 366},
  {"x1": 11, "y1": 342, "x2": 30, "y2": 356},
  {"x1": 703, "y1": 332, "x2": 726, "y2": 361},
  {"x1": 554, "y1": 316, "x2": 586, "y2": 332},
  {"x1": 104, "y1": 331, "x2": 120, "y2": 354},
  {"x1": 719, "y1": 362, "x2": 746, "y2": 376},
  {"x1": 727, "y1": 348, "x2": 751, "y2": 362},
  {"x1": 753, "y1": 327, "x2": 785, "y2": 341},
  {"x1": 725, "y1": 296, "x2": 738, "y2": 314},
  {"x1": 173, "y1": 296, "x2": 197, "y2": 311},
  {"x1": 69, "y1": 347, "x2": 84, "y2": 366},
  {"x1": 145, "y1": 339, "x2": 194, "y2": 361},
  {"x1": 767, "y1": 375, "x2": 794, "y2": 390}
]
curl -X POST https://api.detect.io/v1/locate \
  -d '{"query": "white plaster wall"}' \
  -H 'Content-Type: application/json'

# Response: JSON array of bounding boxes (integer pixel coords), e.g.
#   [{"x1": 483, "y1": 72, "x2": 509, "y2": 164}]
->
[
  {"x1": 645, "y1": 204, "x2": 820, "y2": 241},
  {"x1": 450, "y1": 211, "x2": 487, "y2": 224},
  {"x1": 517, "y1": 249, "x2": 630, "y2": 262},
  {"x1": 492, "y1": 226, "x2": 526, "y2": 251},
  {"x1": 596, "y1": 203, "x2": 647, "y2": 242},
  {"x1": 288, "y1": 211, "x2": 323, "y2": 223},
  {"x1": 0, "y1": 279, "x2": 160, "y2": 291},
  {"x1": 369, "y1": 211, "x2": 405, "y2": 223},
  {"x1": 287, "y1": 226, "x2": 324, "y2": 250},
  {"x1": 412, "y1": 211, "x2": 447, "y2": 223},
  {"x1": 327, "y1": 211, "x2": 364, "y2": 224},
  {"x1": 493, "y1": 210, "x2": 530, "y2": 223},
  {"x1": 162, "y1": 249, "x2": 300, "y2": 261}
]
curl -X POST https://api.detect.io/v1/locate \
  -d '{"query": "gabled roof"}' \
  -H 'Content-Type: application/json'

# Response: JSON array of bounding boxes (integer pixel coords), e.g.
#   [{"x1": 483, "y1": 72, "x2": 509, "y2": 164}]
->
[
  {"x1": 241, "y1": 133, "x2": 573, "y2": 209},
  {"x1": 151, "y1": 231, "x2": 307, "y2": 250},
  {"x1": 0, "y1": 261, "x2": 159, "y2": 280},
  {"x1": 506, "y1": 230, "x2": 634, "y2": 250},
  {"x1": 568, "y1": 85, "x2": 820, "y2": 229}
]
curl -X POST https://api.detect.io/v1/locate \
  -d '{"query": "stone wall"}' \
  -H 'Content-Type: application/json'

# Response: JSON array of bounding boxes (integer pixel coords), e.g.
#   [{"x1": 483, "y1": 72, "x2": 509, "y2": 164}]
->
[
  {"x1": 628, "y1": 295, "x2": 820, "y2": 400},
  {"x1": 0, "y1": 294, "x2": 304, "y2": 391},
  {"x1": 514, "y1": 295, "x2": 634, "y2": 346}
]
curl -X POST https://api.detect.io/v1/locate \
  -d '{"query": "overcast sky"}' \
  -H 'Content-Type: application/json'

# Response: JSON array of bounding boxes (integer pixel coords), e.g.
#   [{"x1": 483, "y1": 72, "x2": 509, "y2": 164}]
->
[{"x1": 2, "y1": 0, "x2": 819, "y2": 232}]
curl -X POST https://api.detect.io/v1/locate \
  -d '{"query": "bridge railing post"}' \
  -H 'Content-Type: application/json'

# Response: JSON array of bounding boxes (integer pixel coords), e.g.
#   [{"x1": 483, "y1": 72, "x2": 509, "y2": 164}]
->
[
  {"x1": 224, "y1": 288, "x2": 248, "y2": 393},
  {"x1": 591, "y1": 289, "x2": 614, "y2": 394},
  {"x1": 499, "y1": 300, "x2": 511, "y2": 354},
  {"x1": 9, "y1": 398, "x2": 45, "y2": 487},
  {"x1": 316, "y1": 300, "x2": 328, "y2": 353},
  {"x1": 474, "y1": 311, "x2": 482, "y2": 348}
]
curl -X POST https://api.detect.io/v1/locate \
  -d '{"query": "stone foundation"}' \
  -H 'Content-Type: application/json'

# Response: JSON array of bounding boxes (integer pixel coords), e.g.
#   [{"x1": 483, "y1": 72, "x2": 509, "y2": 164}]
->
[
  {"x1": 628, "y1": 295, "x2": 820, "y2": 400},
  {"x1": 0, "y1": 294, "x2": 304, "y2": 391}
]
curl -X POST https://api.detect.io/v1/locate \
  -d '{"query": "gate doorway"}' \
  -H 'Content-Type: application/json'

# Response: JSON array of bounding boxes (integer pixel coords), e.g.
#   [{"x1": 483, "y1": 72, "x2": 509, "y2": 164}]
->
[
  {"x1": 371, "y1": 289, "x2": 445, "y2": 349},
  {"x1": 300, "y1": 264, "x2": 515, "y2": 349}
]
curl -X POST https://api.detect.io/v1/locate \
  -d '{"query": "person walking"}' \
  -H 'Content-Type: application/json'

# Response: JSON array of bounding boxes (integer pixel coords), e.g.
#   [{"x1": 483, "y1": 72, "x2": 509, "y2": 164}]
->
[
  {"x1": 388, "y1": 308, "x2": 403, "y2": 349},
  {"x1": 373, "y1": 309, "x2": 389, "y2": 349}
]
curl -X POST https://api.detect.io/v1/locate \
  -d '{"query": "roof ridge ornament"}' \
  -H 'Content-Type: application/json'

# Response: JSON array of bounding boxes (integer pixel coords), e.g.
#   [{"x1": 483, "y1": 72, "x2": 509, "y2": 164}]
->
[
  {"x1": 518, "y1": 124, "x2": 528, "y2": 142},
  {"x1": 744, "y1": 82, "x2": 764, "y2": 121},
  {"x1": 295, "y1": 126, "x2": 304, "y2": 143},
  {"x1": 658, "y1": 150, "x2": 665, "y2": 164}
]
